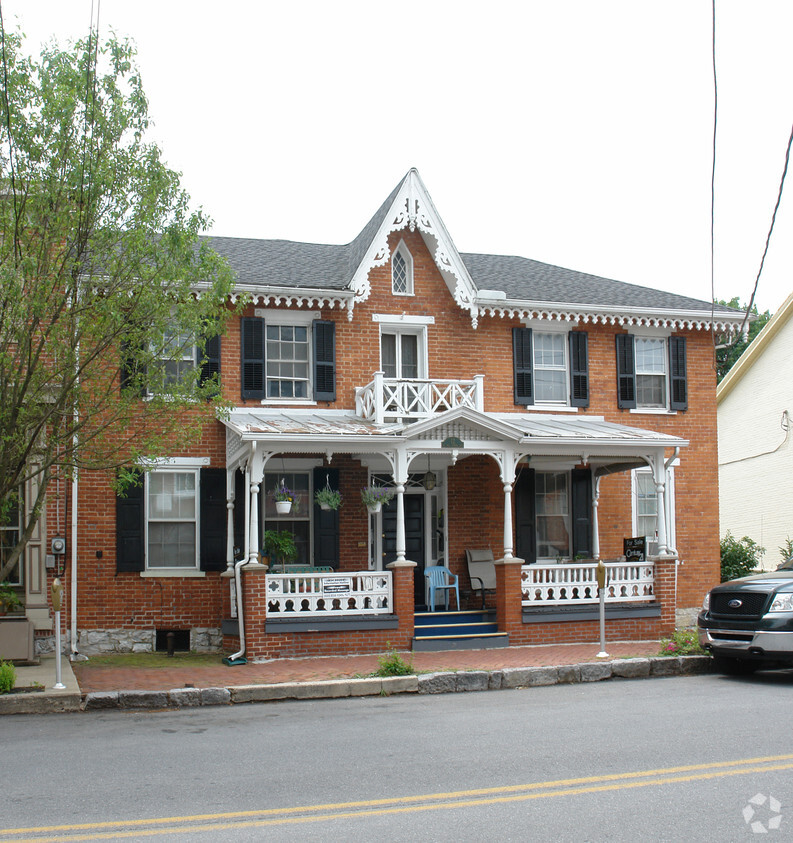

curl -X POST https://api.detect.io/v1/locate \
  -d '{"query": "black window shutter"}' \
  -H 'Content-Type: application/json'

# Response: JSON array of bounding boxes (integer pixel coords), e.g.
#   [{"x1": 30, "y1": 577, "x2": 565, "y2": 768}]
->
[
  {"x1": 313, "y1": 320, "x2": 336, "y2": 401},
  {"x1": 569, "y1": 331, "x2": 589, "y2": 408},
  {"x1": 116, "y1": 470, "x2": 145, "y2": 572},
  {"x1": 241, "y1": 317, "x2": 265, "y2": 400},
  {"x1": 199, "y1": 335, "x2": 221, "y2": 391},
  {"x1": 615, "y1": 334, "x2": 636, "y2": 409},
  {"x1": 233, "y1": 468, "x2": 245, "y2": 560},
  {"x1": 669, "y1": 336, "x2": 687, "y2": 411},
  {"x1": 514, "y1": 468, "x2": 536, "y2": 564},
  {"x1": 313, "y1": 467, "x2": 339, "y2": 569},
  {"x1": 513, "y1": 327, "x2": 534, "y2": 405},
  {"x1": 571, "y1": 468, "x2": 593, "y2": 558},
  {"x1": 120, "y1": 342, "x2": 146, "y2": 398},
  {"x1": 200, "y1": 467, "x2": 227, "y2": 572}
]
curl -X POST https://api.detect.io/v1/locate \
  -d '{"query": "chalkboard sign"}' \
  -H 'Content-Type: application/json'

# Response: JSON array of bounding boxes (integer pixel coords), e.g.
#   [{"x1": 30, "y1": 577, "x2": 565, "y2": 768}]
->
[{"x1": 623, "y1": 536, "x2": 646, "y2": 562}]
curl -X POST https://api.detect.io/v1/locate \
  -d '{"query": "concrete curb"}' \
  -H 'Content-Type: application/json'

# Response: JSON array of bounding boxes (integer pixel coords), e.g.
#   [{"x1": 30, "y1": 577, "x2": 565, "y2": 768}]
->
[{"x1": 73, "y1": 655, "x2": 712, "y2": 712}]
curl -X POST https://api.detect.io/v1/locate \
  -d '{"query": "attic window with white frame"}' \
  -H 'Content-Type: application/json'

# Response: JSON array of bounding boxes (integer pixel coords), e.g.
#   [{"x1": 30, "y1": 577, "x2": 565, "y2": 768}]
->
[{"x1": 391, "y1": 241, "x2": 414, "y2": 295}]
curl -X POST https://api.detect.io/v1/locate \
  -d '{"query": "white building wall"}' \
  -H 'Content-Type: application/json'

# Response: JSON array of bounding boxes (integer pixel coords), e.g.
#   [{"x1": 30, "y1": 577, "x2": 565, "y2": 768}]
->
[{"x1": 718, "y1": 311, "x2": 793, "y2": 569}]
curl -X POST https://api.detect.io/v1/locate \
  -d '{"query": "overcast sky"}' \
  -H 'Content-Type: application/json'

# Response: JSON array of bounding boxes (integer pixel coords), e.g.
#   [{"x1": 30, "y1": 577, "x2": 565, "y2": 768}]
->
[{"x1": 7, "y1": 0, "x2": 793, "y2": 314}]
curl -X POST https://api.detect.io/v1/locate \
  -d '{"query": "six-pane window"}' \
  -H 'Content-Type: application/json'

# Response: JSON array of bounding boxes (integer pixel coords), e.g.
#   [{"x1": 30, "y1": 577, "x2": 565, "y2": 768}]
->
[
  {"x1": 266, "y1": 325, "x2": 309, "y2": 398},
  {"x1": 147, "y1": 471, "x2": 197, "y2": 569}
]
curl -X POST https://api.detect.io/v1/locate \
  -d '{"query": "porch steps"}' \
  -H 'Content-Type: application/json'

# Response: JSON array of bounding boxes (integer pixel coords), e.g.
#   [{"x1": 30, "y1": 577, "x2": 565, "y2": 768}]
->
[{"x1": 413, "y1": 610, "x2": 509, "y2": 651}]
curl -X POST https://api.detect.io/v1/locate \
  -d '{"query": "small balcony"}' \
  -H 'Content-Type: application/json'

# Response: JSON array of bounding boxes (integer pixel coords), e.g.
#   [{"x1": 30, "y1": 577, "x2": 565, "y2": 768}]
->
[{"x1": 355, "y1": 372, "x2": 485, "y2": 424}]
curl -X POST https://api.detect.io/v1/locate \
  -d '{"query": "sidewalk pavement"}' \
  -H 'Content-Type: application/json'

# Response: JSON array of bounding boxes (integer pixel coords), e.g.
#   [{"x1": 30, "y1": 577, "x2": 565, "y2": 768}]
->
[{"x1": 1, "y1": 641, "x2": 712, "y2": 715}]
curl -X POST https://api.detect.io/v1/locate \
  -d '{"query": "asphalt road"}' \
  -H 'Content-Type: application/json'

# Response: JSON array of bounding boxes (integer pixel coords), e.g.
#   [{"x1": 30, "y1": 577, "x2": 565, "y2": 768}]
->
[{"x1": 2, "y1": 671, "x2": 792, "y2": 841}]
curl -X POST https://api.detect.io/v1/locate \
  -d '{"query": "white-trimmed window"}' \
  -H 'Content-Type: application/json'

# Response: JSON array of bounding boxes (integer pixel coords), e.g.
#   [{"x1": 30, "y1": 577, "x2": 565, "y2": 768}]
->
[
  {"x1": 147, "y1": 330, "x2": 197, "y2": 397},
  {"x1": 535, "y1": 471, "x2": 570, "y2": 559},
  {"x1": 146, "y1": 469, "x2": 198, "y2": 569},
  {"x1": 1, "y1": 492, "x2": 22, "y2": 585},
  {"x1": 634, "y1": 337, "x2": 667, "y2": 409},
  {"x1": 533, "y1": 331, "x2": 568, "y2": 404},
  {"x1": 266, "y1": 324, "x2": 309, "y2": 399},
  {"x1": 264, "y1": 471, "x2": 311, "y2": 563},
  {"x1": 381, "y1": 326, "x2": 427, "y2": 380},
  {"x1": 631, "y1": 466, "x2": 676, "y2": 553},
  {"x1": 391, "y1": 241, "x2": 414, "y2": 295}
]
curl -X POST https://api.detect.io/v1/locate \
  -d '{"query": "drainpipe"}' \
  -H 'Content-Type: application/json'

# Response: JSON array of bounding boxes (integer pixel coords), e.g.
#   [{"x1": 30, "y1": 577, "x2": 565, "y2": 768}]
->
[
  {"x1": 227, "y1": 446, "x2": 254, "y2": 663},
  {"x1": 70, "y1": 467, "x2": 79, "y2": 657}
]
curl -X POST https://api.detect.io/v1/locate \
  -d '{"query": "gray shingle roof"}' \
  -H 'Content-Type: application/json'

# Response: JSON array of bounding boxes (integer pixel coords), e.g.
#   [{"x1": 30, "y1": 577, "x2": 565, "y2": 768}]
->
[{"x1": 202, "y1": 172, "x2": 738, "y2": 317}]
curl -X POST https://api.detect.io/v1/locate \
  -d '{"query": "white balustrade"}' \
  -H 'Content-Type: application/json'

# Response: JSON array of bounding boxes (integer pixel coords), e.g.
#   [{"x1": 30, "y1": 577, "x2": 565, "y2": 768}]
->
[
  {"x1": 355, "y1": 375, "x2": 483, "y2": 423},
  {"x1": 521, "y1": 561, "x2": 655, "y2": 606},
  {"x1": 265, "y1": 570, "x2": 392, "y2": 617}
]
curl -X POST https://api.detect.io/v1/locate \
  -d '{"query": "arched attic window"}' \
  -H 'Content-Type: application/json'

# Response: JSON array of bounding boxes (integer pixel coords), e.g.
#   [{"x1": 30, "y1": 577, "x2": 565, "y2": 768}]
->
[{"x1": 391, "y1": 241, "x2": 414, "y2": 295}]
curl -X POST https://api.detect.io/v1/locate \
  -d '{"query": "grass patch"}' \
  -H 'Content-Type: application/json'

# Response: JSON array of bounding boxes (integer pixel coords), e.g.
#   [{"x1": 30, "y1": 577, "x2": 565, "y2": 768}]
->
[
  {"x1": 75, "y1": 651, "x2": 224, "y2": 669},
  {"x1": 371, "y1": 645, "x2": 414, "y2": 677}
]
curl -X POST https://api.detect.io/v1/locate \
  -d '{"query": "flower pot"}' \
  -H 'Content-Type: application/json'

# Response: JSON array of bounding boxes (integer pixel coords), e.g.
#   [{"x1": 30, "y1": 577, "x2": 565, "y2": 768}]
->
[
  {"x1": 320, "y1": 502, "x2": 331, "y2": 511},
  {"x1": 367, "y1": 503, "x2": 382, "y2": 514},
  {"x1": 275, "y1": 500, "x2": 292, "y2": 515}
]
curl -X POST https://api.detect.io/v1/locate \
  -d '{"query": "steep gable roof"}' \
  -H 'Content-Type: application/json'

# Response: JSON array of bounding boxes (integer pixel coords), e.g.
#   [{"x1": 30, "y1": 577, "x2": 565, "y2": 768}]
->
[{"x1": 203, "y1": 169, "x2": 744, "y2": 332}]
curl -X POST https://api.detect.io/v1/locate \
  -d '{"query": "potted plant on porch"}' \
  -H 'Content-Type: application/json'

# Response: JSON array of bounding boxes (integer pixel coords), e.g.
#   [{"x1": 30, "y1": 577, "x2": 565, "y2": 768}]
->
[
  {"x1": 361, "y1": 484, "x2": 394, "y2": 514},
  {"x1": 0, "y1": 582, "x2": 23, "y2": 615},
  {"x1": 262, "y1": 530, "x2": 298, "y2": 572},
  {"x1": 314, "y1": 485, "x2": 342, "y2": 511},
  {"x1": 271, "y1": 483, "x2": 294, "y2": 515}
]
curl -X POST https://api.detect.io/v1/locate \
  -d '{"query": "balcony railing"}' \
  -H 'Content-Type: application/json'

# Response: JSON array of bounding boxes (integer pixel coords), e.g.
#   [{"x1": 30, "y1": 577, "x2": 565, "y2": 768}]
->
[
  {"x1": 355, "y1": 372, "x2": 484, "y2": 423},
  {"x1": 521, "y1": 561, "x2": 655, "y2": 607},
  {"x1": 265, "y1": 570, "x2": 392, "y2": 617}
]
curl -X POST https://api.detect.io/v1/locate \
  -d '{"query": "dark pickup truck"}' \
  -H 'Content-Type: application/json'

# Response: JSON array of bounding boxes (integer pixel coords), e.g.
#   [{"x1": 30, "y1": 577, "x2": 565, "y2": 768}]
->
[{"x1": 698, "y1": 561, "x2": 793, "y2": 674}]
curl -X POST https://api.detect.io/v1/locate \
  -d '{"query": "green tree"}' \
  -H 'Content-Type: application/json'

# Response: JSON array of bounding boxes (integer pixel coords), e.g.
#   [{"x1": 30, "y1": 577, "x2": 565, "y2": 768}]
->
[
  {"x1": 714, "y1": 298, "x2": 771, "y2": 382},
  {"x1": 0, "y1": 28, "x2": 235, "y2": 581}
]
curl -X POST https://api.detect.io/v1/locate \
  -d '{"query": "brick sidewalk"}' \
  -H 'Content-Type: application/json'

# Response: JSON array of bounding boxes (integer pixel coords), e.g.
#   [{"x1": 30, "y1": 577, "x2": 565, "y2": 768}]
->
[{"x1": 71, "y1": 640, "x2": 662, "y2": 693}]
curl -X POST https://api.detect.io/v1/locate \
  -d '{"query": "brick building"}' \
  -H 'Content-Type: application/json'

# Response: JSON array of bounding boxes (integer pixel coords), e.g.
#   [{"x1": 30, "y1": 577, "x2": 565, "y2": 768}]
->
[{"x1": 5, "y1": 169, "x2": 744, "y2": 661}]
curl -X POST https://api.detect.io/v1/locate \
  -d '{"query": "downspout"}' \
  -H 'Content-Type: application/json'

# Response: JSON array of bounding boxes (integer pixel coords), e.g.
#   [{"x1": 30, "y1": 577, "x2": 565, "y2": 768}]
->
[
  {"x1": 226, "y1": 445, "x2": 254, "y2": 665},
  {"x1": 70, "y1": 465, "x2": 80, "y2": 658}
]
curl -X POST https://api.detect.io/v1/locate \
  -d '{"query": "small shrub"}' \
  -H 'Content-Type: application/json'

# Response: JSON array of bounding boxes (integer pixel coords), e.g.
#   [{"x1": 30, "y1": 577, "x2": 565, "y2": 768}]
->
[
  {"x1": 779, "y1": 537, "x2": 793, "y2": 566},
  {"x1": 0, "y1": 660, "x2": 16, "y2": 694},
  {"x1": 373, "y1": 645, "x2": 414, "y2": 677},
  {"x1": 659, "y1": 628, "x2": 705, "y2": 657},
  {"x1": 720, "y1": 532, "x2": 764, "y2": 582}
]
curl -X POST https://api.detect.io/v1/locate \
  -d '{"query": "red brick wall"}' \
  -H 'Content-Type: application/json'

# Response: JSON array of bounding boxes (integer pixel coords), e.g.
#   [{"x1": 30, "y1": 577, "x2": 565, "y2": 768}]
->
[{"x1": 57, "y1": 225, "x2": 719, "y2": 651}]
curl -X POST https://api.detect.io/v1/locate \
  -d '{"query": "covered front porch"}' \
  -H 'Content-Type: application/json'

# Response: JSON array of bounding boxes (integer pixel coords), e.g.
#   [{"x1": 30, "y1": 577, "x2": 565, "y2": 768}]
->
[{"x1": 219, "y1": 406, "x2": 685, "y2": 660}]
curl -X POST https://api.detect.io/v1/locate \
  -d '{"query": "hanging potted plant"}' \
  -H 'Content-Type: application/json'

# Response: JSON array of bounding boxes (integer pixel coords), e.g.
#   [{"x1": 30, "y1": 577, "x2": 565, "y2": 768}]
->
[
  {"x1": 314, "y1": 485, "x2": 342, "y2": 511},
  {"x1": 272, "y1": 482, "x2": 294, "y2": 515},
  {"x1": 361, "y1": 484, "x2": 394, "y2": 514}
]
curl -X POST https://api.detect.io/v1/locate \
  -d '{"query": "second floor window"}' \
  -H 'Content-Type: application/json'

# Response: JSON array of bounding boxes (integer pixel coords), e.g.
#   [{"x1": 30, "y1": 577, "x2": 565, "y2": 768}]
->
[
  {"x1": 266, "y1": 325, "x2": 309, "y2": 399},
  {"x1": 381, "y1": 331, "x2": 420, "y2": 379},
  {"x1": 513, "y1": 327, "x2": 589, "y2": 408},
  {"x1": 616, "y1": 334, "x2": 687, "y2": 412},
  {"x1": 150, "y1": 330, "x2": 196, "y2": 393}
]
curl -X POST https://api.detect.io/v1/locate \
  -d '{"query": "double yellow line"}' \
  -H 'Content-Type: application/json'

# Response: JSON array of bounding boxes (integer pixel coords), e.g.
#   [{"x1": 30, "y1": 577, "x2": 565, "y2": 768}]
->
[{"x1": 4, "y1": 754, "x2": 792, "y2": 840}]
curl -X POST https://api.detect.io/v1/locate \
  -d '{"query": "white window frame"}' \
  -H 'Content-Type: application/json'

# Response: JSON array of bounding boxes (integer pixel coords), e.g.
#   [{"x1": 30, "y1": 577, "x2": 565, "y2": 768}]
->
[
  {"x1": 533, "y1": 329, "x2": 569, "y2": 406},
  {"x1": 631, "y1": 465, "x2": 676, "y2": 554},
  {"x1": 391, "y1": 240, "x2": 414, "y2": 296},
  {"x1": 535, "y1": 470, "x2": 572, "y2": 560},
  {"x1": 379, "y1": 324, "x2": 428, "y2": 380},
  {"x1": 146, "y1": 330, "x2": 198, "y2": 399},
  {"x1": 255, "y1": 309, "x2": 317, "y2": 405},
  {"x1": 145, "y1": 467, "x2": 200, "y2": 571},
  {"x1": 1, "y1": 489, "x2": 23, "y2": 586},
  {"x1": 631, "y1": 328, "x2": 670, "y2": 412}
]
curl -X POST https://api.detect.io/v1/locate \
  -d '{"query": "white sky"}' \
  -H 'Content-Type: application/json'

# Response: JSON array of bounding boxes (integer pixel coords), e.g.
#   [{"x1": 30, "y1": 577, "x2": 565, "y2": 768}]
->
[{"x1": 6, "y1": 0, "x2": 793, "y2": 313}]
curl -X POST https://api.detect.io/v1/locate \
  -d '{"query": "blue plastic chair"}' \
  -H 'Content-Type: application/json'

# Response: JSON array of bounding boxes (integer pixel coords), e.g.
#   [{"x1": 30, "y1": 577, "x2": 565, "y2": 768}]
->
[{"x1": 424, "y1": 565, "x2": 460, "y2": 612}]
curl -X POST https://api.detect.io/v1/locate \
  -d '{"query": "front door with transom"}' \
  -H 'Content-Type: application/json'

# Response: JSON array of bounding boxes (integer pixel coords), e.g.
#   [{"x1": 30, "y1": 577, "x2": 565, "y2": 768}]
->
[{"x1": 382, "y1": 495, "x2": 426, "y2": 605}]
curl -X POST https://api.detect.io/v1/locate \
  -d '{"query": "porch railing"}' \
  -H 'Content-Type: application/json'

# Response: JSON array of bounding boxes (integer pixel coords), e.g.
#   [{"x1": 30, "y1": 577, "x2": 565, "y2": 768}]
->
[
  {"x1": 355, "y1": 372, "x2": 484, "y2": 423},
  {"x1": 265, "y1": 570, "x2": 393, "y2": 617},
  {"x1": 521, "y1": 561, "x2": 655, "y2": 607}
]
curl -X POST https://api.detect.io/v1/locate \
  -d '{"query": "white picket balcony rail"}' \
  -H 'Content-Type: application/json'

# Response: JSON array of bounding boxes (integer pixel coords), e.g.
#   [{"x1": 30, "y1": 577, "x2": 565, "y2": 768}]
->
[
  {"x1": 521, "y1": 561, "x2": 655, "y2": 606},
  {"x1": 355, "y1": 372, "x2": 484, "y2": 423},
  {"x1": 265, "y1": 570, "x2": 392, "y2": 617}
]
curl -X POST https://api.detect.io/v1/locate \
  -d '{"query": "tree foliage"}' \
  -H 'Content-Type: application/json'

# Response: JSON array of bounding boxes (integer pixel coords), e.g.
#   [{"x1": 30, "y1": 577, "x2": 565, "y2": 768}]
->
[
  {"x1": 0, "y1": 28, "x2": 235, "y2": 580},
  {"x1": 714, "y1": 298, "x2": 771, "y2": 382}
]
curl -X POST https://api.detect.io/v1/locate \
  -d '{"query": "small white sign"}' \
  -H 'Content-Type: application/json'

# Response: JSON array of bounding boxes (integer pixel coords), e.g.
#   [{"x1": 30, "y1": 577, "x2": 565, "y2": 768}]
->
[{"x1": 322, "y1": 577, "x2": 353, "y2": 594}]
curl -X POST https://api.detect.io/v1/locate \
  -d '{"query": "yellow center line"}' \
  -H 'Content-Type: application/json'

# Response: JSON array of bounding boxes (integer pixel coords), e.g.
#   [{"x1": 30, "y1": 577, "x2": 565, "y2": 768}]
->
[{"x1": 4, "y1": 754, "x2": 792, "y2": 841}]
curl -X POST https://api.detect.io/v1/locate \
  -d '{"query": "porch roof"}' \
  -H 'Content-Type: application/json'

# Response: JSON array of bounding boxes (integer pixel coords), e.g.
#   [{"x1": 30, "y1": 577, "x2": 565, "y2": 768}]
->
[{"x1": 222, "y1": 407, "x2": 687, "y2": 460}]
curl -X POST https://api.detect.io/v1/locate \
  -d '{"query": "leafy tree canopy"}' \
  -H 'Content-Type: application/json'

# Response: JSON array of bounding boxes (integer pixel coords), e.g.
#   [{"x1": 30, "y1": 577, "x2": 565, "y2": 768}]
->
[
  {"x1": 714, "y1": 298, "x2": 771, "y2": 382},
  {"x1": 0, "y1": 28, "x2": 236, "y2": 580}
]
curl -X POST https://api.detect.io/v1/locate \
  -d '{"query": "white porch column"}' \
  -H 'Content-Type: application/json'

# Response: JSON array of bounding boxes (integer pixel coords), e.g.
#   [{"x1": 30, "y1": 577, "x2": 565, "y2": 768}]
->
[
  {"x1": 592, "y1": 475, "x2": 601, "y2": 560},
  {"x1": 500, "y1": 449, "x2": 517, "y2": 559},
  {"x1": 392, "y1": 448, "x2": 409, "y2": 564},
  {"x1": 226, "y1": 468, "x2": 235, "y2": 573},
  {"x1": 653, "y1": 452, "x2": 669, "y2": 555},
  {"x1": 248, "y1": 480, "x2": 261, "y2": 564},
  {"x1": 374, "y1": 371, "x2": 385, "y2": 425}
]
